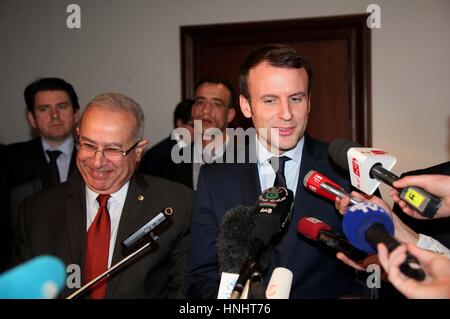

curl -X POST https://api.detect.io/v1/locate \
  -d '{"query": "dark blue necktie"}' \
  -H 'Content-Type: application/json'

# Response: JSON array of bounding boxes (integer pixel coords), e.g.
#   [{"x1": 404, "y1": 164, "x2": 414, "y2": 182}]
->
[{"x1": 46, "y1": 150, "x2": 62, "y2": 186}]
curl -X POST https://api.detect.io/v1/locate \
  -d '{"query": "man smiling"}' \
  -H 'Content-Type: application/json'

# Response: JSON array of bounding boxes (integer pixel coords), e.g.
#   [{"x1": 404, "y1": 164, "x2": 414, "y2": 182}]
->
[
  {"x1": 12, "y1": 92, "x2": 193, "y2": 298},
  {"x1": 186, "y1": 45, "x2": 357, "y2": 298}
]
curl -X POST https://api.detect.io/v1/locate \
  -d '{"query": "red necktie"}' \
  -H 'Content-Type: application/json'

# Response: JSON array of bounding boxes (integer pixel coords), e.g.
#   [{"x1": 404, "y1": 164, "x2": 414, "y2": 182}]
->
[{"x1": 85, "y1": 194, "x2": 111, "y2": 299}]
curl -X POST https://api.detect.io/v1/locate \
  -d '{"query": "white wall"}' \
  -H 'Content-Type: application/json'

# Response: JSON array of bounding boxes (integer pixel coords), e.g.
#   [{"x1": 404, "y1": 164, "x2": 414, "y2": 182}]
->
[{"x1": 1, "y1": 0, "x2": 449, "y2": 195}]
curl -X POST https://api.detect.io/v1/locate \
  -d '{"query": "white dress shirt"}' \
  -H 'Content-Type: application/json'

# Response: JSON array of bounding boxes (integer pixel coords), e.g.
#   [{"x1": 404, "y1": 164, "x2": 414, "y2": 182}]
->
[
  {"x1": 256, "y1": 135, "x2": 304, "y2": 197},
  {"x1": 42, "y1": 136, "x2": 74, "y2": 182}
]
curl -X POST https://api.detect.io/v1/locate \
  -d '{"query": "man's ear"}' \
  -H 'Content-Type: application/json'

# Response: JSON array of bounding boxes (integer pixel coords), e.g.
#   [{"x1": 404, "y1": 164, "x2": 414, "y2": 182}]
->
[
  {"x1": 175, "y1": 118, "x2": 184, "y2": 128},
  {"x1": 135, "y1": 139, "x2": 149, "y2": 161},
  {"x1": 27, "y1": 111, "x2": 37, "y2": 129},
  {"x1": 74, "y1": 109, "x2": 81, "y2": 123},
  {"x1": 227, "y1": 108, "x2": 236, "y2": 124},
  {"x1": 239, "y1": 95, "x2": 252, "y2": 119},
  {"x1": 307, "y1": 95, "x2": 311, "y2": 114}
]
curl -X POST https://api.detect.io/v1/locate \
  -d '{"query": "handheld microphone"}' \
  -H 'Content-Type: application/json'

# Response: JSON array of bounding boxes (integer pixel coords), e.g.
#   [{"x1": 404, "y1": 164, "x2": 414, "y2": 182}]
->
[
  {"x1": 303, "y1": 170, "x2": 362, "y2": 205},
  {"x1": 297, "y1": 217, "x2": 367, "y2": 260},
  {"x1": 0, "y1": 255, "x2": 66, "y2": 299},
  {"x1": 122, "y1": 207, "x2": 172, "y2": 249},
  {"x1": 343, "y1": 202, "x2": 425, "y2": 281},
  {"x1": 265, "y1": 267, "x2": 293, "y2": 299},
  {"x1": 230, "y1": 186, "x2": 294, "y2": 299},
  {"x1": 329, "y1": 139, "x2": 441, "y2": 218}
]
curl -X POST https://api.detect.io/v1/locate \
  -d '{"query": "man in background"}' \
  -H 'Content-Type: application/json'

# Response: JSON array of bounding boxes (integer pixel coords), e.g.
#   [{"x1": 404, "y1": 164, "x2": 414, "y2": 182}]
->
[
  {"x1": 1, "y1": 77, "x2": 80, "y2": 269},
  {"x1": 150, "y1": 75, "x2": 236, "y2": 189}
]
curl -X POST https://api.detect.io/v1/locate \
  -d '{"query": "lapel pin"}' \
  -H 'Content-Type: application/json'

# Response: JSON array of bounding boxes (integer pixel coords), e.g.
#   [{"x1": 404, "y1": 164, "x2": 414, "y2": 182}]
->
[{"x1": 138, "y1": 195, "x2": 144, "y2": 201}]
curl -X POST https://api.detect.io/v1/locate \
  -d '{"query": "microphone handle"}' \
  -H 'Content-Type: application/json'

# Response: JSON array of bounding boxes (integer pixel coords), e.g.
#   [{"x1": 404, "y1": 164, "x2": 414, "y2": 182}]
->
[
  {"x1": 230, "y1": 239, "x2": 264, "y2": 300},
  {"x1": 370, "y1": 166, "x2": 441, "y2": 218},
  {"x1": 370, "y1": 164, "x2": 399, "y2": 187},
  {"x1": 320, "y1": 182, "x2": 362, "y2": 205},
  {"x1": 67, "y1": 239, "x2": 153, "y2": 299},
  {"x1": 319, "y1": 230, "x2": 367, "y2": 260},
  {"x1": 365, "y1": 223, "x2": 425, "y2": 281},
  {"x1": 248, "y1": 271, "x2": 266, "y2": 299}
]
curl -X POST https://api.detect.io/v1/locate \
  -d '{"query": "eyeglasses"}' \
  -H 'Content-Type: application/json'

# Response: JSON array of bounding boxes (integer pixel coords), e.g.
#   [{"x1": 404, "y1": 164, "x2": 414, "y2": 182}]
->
[{"x1": 76, "y1": 138, "x2": 141, "y2": 160}]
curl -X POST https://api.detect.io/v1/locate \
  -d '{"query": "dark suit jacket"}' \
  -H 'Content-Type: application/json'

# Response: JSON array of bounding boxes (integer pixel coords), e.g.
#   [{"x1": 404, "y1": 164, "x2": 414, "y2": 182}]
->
[
  {"x1": 140, "y1": 136, "x2": 177, "y2": 176},
  {"x1": 3, "y1": 137, "x2": 79, "y2": 230},
  {"x1": 394, "y1": 161, "x2": 450, "y2": 248},
  {"x1": 185, "y1": 135, "x2": 356, "y2": 299},
  {"x1": 12, "y1": 172, "x2": 193, "y2": 298},
  {"x1": 150, "y1": 142, "x2": 193, "y2": 189}
]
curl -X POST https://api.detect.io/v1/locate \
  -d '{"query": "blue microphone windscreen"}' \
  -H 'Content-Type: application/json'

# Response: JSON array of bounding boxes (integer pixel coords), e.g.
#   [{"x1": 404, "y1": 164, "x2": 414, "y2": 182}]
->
[
  {"x1": 0, "y1": 255, "x2": 66, "y2": 299},
  {"x1": 343, "y1": 202, "x2": 395, "y2": 254}
]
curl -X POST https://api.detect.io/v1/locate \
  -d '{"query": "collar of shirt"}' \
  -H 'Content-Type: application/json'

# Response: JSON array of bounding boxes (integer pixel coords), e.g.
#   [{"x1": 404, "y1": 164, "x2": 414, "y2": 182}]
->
[
  {"x1": 42, "y1": 136, "x2": 74, "y2": 182},
  {"x1": 255, "y1": 135, "x2": 305, "y2": 196},
  {"x1": 85, "y1": 181, "x2": 130, "y2": 267},
  {"x1": 41, "y1": 136, "x2": 74, "y2": 161}
]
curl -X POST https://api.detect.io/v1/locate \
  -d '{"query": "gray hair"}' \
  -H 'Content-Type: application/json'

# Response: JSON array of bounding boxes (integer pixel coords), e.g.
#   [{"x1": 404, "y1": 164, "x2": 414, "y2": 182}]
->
[{"x1": 84, "y1": 92, "x2": 145, "y2": 141}]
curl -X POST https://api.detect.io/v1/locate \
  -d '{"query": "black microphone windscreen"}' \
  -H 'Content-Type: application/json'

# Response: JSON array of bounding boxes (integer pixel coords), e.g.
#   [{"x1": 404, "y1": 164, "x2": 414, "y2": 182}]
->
[
  {"x1": 217, "y1": 206, "x2": 270, "y2": 274},
  {"x1": 328, "y1": 138, "x2": 361, "y2": 170}
]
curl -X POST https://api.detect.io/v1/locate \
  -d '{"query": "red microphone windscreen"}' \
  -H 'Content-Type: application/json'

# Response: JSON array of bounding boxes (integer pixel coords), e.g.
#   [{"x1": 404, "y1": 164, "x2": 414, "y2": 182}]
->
[
  {"x1": 297, "y1": 217, "x2": 332, "y2": 240},
  {"x1": 303, "y1": 170, "x2": 344, "y2": 202}
]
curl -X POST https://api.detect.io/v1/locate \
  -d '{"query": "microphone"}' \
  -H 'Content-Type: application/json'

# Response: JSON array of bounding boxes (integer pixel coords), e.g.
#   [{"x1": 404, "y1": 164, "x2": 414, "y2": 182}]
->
[
  {"x1": 230, "y1": 186, "x2": 294, "y2": 299},
  {"x1": 217, "y1": 206, "x2": 271, "y2": 274},
  {"x1": 329, "y1": 139, "x2": 442, "y2": 218},
  {"x1": 122, "y1": 207, "x2": 172, "y2": 249},
  {"x1": 265, "y1": 267, "x2": 293, "y2": 299},
  {"x1": 343, "y1": 202, "x2": 426, "y2": 281},
  {"x1": 67, "y1": 207, "x2": 172, "y2": 299},
  {"x1": 297, "y1": 217, "x2": 367, "y2": 260},
  {"x1": 303, "y1": 170, "x2": 362, "y2": 205},
  {"x1": 0, "y1": 255, "x2": 66, "y2": 299}
]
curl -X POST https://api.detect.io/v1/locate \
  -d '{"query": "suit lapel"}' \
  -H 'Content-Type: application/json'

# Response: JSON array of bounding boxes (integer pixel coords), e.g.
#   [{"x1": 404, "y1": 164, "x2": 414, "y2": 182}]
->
[
  {"x1": 235, "y1": 145, "x2": 260, "y2": 205},
  {"x1": 32, "y1": 138, "x2": 52, "y2": 188},
  {"x1": 105, "y1": 173, "x2": 161, "y2": 297},
  {"x1": 65, "y1": 178, "x2": 87, "y2": 274},
  {"x1": 68, "y1": 145, "x2": 79, "y2": 180},
  {"x1": 283, "y1": 136, "x2": 322, "y2": 264}
]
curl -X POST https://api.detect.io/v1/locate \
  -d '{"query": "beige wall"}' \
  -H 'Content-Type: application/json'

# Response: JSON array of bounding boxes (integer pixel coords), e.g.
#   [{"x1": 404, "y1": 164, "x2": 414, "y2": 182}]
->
[{"x1": 1, "y1": 0, "x2": 449, "y2": 199}]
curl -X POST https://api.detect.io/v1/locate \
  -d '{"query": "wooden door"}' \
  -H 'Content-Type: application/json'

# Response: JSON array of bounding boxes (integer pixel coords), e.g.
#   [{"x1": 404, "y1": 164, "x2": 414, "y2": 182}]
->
[{"x1": 181, "y1": 14, "x2": 371, "y2": 146}]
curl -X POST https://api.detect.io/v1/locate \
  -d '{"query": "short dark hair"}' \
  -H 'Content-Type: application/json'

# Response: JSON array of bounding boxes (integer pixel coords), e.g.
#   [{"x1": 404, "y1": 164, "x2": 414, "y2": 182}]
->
[
  {"x1": 173, "y1": 99, "x2": 194, "y2": 128},
  {"x1": 194, "y1": 75, "x2": 236, "y2": 109},
  {"x1": 24, "y1": 77, "x2": 80, "y2": 113},
  {"x1": 239, "y1": 44, "x2": 313, "y2": 101}
]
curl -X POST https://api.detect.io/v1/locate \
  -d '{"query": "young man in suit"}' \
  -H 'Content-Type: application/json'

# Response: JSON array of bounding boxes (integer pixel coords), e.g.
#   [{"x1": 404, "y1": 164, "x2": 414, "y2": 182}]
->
[
  {"x1": 1, "y1": 77, "x2": 80, "y2": 269},
  {"x1": 151, "y1": 75, "x2": 236, "y2": 190},
  {"x1": 185, "y1": 45, "x2": 357, "y2": 298},
  {"x1": 12, "y1": 92, "x2": 193, "y2": 298}
]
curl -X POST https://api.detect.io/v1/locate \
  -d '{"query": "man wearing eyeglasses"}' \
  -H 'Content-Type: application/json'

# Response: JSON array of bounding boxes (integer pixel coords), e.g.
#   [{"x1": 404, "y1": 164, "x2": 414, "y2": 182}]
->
[{"x1": 12, "y1": 92, "x2": 193, "y2": 299}]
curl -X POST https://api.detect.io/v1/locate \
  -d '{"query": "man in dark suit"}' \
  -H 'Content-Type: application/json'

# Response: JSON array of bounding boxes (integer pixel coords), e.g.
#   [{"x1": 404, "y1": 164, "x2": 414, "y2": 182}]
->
[
  {"x1": 1, "y1": 78, "x2": 80, "y2": 270},
  {"x1": 150, "y1": 75, "x2": 237, "y2": 189},
  {"x1": 12, "y1": 92, "x2": 193, "y2": 298},
  {"x1": 185, "y1": 45, "x2": 357, "y2": 299},
  {"x1": 140, "y1": 98, "x2": 194, "y2": 178}
]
